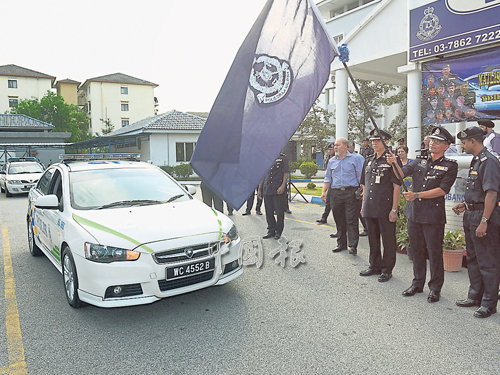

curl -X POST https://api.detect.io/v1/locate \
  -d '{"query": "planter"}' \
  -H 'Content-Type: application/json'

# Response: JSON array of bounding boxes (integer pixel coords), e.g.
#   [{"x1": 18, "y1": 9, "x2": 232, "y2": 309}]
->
[{"x1": 443, "y1": 248, "x2": 465, "y2": 272}]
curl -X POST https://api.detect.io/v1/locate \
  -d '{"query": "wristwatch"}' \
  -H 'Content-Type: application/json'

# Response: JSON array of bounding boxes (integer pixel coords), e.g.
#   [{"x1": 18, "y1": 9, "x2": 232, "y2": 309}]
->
[
  {"x1": 481, "y1": 216, "x2": 488, "y2": 223},
  {"x1": 391, "y1": 209, "x2": 398, "y2": 213},
  {"x1": 414, "y1": 192, "x2": 420, "y2": 199}
]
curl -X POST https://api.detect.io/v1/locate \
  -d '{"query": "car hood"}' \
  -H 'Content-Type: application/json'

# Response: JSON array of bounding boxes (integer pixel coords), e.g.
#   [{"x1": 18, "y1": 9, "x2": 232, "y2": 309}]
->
[
  {"x1": 72, "y1": 199, "x2": 233, "y2": 252},
  {"x1": 7, "y1": 172, "x2": 43, "y2": 182}
]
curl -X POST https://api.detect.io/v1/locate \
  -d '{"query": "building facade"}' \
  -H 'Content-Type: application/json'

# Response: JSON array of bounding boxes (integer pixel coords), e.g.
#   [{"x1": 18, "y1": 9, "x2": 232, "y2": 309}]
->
[
  {"x1": 77, "y1": 73, "x2": 158, "y2": 136},
  {"x1": 0, "y1": 65, "x2": 55, "y2": 114}
]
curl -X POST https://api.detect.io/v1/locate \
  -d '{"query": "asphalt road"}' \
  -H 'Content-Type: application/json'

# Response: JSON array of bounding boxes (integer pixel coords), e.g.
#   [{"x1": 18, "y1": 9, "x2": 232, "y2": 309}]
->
[{"x1": 0, "y1": 192, "x2": 499, "y2": 375}]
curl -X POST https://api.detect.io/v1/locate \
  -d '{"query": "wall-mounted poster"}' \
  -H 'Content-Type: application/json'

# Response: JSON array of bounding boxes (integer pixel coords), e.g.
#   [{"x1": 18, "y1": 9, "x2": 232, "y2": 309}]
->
[{"x1": 421, "y1": 46, "x2": 500, "y2": 126}]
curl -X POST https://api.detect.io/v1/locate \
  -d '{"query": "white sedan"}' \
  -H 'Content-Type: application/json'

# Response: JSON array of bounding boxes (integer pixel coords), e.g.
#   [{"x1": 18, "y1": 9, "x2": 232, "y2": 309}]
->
[
  {"x1": 27, "y1": 154, "x2": 242, "y2": 308},
  {"x1": 1, "y1": 158, "x2": 44, "y2": 197}
]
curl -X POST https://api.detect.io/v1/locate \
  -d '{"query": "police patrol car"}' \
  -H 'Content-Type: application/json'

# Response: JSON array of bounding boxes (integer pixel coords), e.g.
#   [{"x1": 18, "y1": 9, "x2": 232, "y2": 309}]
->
[
  {"x1": 0, "y1": 157, "x2": 44, "y2": 197},
  {"x1": 27, "y1": 154, "x2": 242, "y2": 308}
]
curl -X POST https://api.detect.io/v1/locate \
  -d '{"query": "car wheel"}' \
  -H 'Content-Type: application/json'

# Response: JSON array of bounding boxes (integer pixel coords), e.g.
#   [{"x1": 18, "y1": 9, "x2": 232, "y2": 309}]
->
[
  {"x1": 27, "y1": 220, "x2": 43, "y2": 257},
  {"x1": 62, "y1": 248, "x2": 83, "y2": 308},
  {"x1": 0, "y1": 184, "x2": 4, "y2": 193},
  {"x1": 5, "y1": 187, "x2": 12, "y2": 197}
]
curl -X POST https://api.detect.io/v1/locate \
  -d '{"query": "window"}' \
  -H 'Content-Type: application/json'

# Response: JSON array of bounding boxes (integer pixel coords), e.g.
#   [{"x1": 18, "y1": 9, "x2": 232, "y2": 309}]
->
[
  {"x1": 176, "y1": 142, "x2": 196, "y2": 162},
  {"x1": 8, "y1": 80, "x2": 17, "y2": 88},
  {"x1": 121, "y1": 119, "x2": 129, "y2": 127},
  {"x1": 328, "y1": 88, "x2": 335, "y2": 105},
  {"x1": 88, "y1": 86, "x2": 91, "y2": 94},
  {"x1": 333, "y1": 34, "x2": 344, "y2": 45},
  {"x1": 121, "y1": 102, "x2": 129, "y2": 111},
  {"x1": 37, "y1": 169, "x2": 54, "y2": 195},
  {"x1": 362, "y1": 0, "x2": 375, "y2": 5},
  {"x1": 121, "y1": 87, "x2": 128, "y2": 94},
  {"x1": 330, "y1": 6, "x2": 344, "y2": 18},
  {"x1": 8, "y1": 98, "x2": 18, "y2": 107},
  {"x1": 347, "y1": 1, "x2": 359, "y2": 11},
  {"x1": 88, "y1": 101, "x2": 91, "y2": 113}
]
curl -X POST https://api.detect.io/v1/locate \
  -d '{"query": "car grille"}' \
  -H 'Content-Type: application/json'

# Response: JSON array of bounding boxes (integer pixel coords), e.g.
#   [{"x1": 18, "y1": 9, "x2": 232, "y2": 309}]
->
[
  {"x1": 153, "y1": 242, "x2": 219, "y2": 264},
  {"x1": 21, "y1": 179, "x2": 38, "y2": 184},
  {"x1": 158, "y1": 271, "x2": 214, "y2": 291}
]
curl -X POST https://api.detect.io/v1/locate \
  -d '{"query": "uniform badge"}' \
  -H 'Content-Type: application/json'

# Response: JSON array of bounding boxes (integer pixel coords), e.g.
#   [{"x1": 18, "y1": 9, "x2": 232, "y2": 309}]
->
[
  {"x1": 433, "y1": 128, "x2": 440, "y2": 135},
  {"x1": 481, "y1": 156, "x2": 487, "y2": 162},
  {"x1": 470, "y1": 171, "x2": 478, "y2": 175},
  {"x1": 460, "y1": 131, "x2": 467, "y2": 138},
  {"x1": 419, "y1": 159, "x2": 428, "y2": 166},
  {"x1": 417, "y1": 7, "x2": 442, "y2": 42}
]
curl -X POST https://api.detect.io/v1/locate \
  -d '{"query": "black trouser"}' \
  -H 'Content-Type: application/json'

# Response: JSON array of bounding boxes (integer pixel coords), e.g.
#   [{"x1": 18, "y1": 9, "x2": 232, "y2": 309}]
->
[
  {"x1": 321, "y1": 188, "x2": 332, "y2": 221},
  {"x1": 463, "y1": 209, "x2": 500, "y2": 308},
  {"x1": 264, "y1": 194, "x2": 285, "y2": 235},
  {"x1": 201, "y1": 182, "x2": 223, "y2": 212},
  {"x1": 245, "y1": 189, "x2": 262, "y2": 213},
  {"x1": 407, "y1": 220, "x2": 445, "y2": 292},
  {"x1": 365, "y1": 216, "x2": 397, "y2": 274},
  {"x1": 330, "y1": 187, "x2": 360, "y2": 249}
]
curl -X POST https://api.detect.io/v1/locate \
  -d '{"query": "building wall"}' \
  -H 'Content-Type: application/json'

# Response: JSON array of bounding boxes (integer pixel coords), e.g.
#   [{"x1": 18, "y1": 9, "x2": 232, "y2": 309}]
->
[
  {"x1": 0, "y1": 76, "x2": 53, "y2": 114},
  {"x1": 56, "y1": 82, "x2": 78, "y2": 105},
  {"x1": 80, "y1": 82, "x2": 155, "y2": 136}
]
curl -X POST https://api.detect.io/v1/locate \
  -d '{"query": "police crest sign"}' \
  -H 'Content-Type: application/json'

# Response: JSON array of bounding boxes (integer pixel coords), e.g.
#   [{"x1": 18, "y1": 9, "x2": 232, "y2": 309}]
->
[{"x1": 249, "y1": 54, "x2": 293, "y2": 104}]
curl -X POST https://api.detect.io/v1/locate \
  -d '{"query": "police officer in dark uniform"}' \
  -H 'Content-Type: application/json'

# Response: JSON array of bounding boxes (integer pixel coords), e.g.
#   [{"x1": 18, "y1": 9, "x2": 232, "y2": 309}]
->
[
  {"x1": 360, "y1": 138, "x2": 374, "y2": 159},
  {"x1": 453, "y1": 127, "x2": 500, "y2": 318},
  {"x1": 387, "y1": 126, "x2": 458, "y2": 303},
  {"x1": 258, "y1": 152, "x2": 290, "y2": 240},
  {"x1": 317, "y1": 143, "x2": 335, "y2": 224},
  {"x1": 360, "y1": 129, "x2": 402, "y2": 282}
]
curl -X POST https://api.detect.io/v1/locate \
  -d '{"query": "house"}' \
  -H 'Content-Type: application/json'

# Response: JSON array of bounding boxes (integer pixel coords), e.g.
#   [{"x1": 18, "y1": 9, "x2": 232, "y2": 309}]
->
[
  {"x1": 77, "y1": 73, "x2": 159, "y2": 136},
  {"x1": 70, "y1": 110, "x2": 205, "y2": 167},
  {"x1": 55, "y1": 79, "x2": 80, "y2": 106},
  {"x1": 0, "y1": 114, "x2": 71, "y2": 165},
  {"x1": 0, "y1": 64, "x2": 56, "y2": 114}
]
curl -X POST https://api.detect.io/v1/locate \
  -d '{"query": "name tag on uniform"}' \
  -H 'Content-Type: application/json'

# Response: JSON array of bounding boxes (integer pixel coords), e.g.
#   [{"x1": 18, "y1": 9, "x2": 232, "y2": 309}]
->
[
  {"x1": 379, "y1": 164, "x2": 391, "y2": 168},
  {"x1": 375, "y1": 175, "x2": 381, "y2": 184},
  {"x1": 470, "y1": 171, "x2": 478, "y2": 175},
  {"x1": 433, "y1": 165, "x2": 448, "y2": 171}
]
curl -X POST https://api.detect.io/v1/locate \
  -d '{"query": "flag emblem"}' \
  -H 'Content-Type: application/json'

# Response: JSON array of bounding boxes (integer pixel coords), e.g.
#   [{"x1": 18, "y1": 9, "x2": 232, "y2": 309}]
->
[{"x1": 249, "y1": 54, "x2": 293, "y2": 104}]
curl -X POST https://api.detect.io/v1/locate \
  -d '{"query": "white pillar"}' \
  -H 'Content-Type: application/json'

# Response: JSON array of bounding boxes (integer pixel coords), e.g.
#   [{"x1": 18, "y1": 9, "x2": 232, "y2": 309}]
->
[
  {"x1": 335, "y1": 69, "x2": 349, "y2": 139},
  {"x1": 398, "y1": 63, "x2": 421, "y2": 159}
]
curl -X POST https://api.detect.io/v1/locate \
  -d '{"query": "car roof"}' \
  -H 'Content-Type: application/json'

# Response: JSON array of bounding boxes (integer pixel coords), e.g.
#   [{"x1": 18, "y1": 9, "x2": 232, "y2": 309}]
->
[{"x1": 62, "y1": 160, "x2": 157, "y2": 172}]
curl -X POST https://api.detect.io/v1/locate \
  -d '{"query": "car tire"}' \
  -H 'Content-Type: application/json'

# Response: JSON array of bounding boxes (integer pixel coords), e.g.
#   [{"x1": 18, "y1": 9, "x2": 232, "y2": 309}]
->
[
  {"x1": 62, "y1": 248, "x2": 83, "y2": 308},
  {"x1": 5, "y1": 187, "x2": 12, "y2": 197},
  {"x1": 0, "y1": 184, "x2": 4, "y2": 193},
  {"x1": 27, "y1": 220, "x2": 43, "y2": 257}
]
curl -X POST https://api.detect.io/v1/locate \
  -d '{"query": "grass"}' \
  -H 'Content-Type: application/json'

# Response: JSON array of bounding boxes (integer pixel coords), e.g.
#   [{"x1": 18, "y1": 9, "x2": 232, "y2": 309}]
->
[{"x1": 291, "y1": 186, "x2": 323, "y2": 197}]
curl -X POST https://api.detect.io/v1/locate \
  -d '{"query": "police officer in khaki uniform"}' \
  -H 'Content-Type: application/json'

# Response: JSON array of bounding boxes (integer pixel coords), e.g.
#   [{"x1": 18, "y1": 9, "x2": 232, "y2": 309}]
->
[
  {"x1": 453, "y1": 127, "x2": 500, "y2": 318},
  {"x1": 387, "y1": 126, "x2": 458, "y2": 303},
  {"x1": 360, "y1": 129, "x2": 402, "y2": 282}
]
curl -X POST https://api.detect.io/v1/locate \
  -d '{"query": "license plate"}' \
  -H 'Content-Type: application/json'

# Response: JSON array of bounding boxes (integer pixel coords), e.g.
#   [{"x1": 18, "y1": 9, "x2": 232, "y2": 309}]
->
[{"x1": 166, "y1": 258, "x2": 215, "y2": 280}]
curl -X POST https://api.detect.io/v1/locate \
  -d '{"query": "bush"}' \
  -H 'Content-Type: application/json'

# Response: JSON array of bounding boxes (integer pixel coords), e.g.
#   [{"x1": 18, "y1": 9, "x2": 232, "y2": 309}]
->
[
  {"x1": 160, "y1": 165, "x2": 175, "y2": 177},
  {"x1": 173, "y1": 163, "x2": 193, "y2": 179},
  {"x1": 306, "y1": 182, "x2": 316, "y2": 190},
  {"x1": 290, "y1": 161, "x2": 301, "y2": 173},
  {"x1": 299, "y1": 162, "x2": 318, "y2": 179}
]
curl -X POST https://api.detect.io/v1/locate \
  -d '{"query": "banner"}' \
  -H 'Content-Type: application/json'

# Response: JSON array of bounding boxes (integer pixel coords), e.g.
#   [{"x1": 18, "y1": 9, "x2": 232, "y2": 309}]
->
[
  {"x1": 421, "y1": 46, "x2": 500, "y2": 126},
  {"x1": 190, "y1": 0, "x2": 337, "y2": 210}
]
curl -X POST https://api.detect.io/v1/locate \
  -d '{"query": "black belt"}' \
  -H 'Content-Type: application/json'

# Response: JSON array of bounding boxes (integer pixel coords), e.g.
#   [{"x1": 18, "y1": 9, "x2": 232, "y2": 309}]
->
[
  {"x1": 332, "y1": 186, "x2": 358, "y2": 191},
  {"x1": 465, "y1": 202, "x2": 484, "y2": 211}
]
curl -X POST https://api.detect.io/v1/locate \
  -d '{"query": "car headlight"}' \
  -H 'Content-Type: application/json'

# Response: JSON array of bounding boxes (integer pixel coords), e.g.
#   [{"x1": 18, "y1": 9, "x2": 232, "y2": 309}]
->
[
  {"x1": 221, "y1": 225, "x2": 239, "y2": 244},
  {"x1": 84, "y1": 243, "x2": 140, "y2": 263},
  {"x1": 6, "y1": 180, "x2": 22, "y2": 184}
]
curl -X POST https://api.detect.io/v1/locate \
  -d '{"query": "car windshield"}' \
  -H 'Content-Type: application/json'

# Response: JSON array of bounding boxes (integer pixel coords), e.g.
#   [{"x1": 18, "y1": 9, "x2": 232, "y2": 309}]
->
[
  {"x1": 8, "y1": 162, "x2": 44, "y2": 174},
  {"x1": 69, "y1": 167, "x2": 191, "y2": 210}
]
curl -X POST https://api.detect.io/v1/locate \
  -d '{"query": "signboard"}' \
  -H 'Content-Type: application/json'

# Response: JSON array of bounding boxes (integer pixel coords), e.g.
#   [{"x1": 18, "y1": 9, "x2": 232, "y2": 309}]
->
[
  {"x1": 421, "y1": 47, "x2": 500, "y2": 126},
  {"x1": 410, "y1": 0, "x2": 500, "y2": 61}
]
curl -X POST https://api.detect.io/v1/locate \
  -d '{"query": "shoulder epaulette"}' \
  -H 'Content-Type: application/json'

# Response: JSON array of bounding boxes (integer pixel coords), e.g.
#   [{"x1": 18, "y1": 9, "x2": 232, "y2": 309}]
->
[{"x1": 443, "y1": 157, "x2": 457, "y2": 163}]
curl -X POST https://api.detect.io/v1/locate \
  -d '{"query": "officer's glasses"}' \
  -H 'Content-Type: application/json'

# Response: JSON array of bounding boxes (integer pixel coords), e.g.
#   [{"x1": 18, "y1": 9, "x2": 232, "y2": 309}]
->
[{"x1": 429, "y1": 139, "x2": 447, "y2": 145}]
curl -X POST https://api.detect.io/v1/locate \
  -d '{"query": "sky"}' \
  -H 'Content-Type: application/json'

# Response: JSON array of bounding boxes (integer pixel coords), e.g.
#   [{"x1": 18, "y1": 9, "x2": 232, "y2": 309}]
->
[{"x1": 1, "y1": 0, "x2": 270, "y2": 114}]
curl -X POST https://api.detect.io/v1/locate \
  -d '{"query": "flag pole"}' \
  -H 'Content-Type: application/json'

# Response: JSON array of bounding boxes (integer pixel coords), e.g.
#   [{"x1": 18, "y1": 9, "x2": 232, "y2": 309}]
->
[{"x1": 309, "y1": 0, "x2": 407, "y2": 191}]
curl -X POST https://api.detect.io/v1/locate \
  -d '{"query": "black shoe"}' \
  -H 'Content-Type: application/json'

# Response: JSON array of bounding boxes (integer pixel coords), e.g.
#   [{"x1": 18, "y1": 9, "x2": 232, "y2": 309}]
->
[
  {"x1": 427, "y1": 291, "x2": 440, "y2": 303},
  {"x1": 378, "y1": 273, "x2": 392, "y2": 282},
  {"x1": 456, "y1": 298, "x2": 481, "y2": 307},
  {"x1": 332, "y1": 246, "x2": 347, "y2": 253},
  {"x1": 242, "y1": 211, "x2": 251, "y2": 216},
  {"x1": 402, "y1": 286, "x2": 423, "y2": 296},
  {"x1": 316, "y1": 219, "x2": 327, "y2": 224},
  {"x1": 256, "y1": 210, "x2": 262, "y2": 215},
  {"x1": 348, "y1": 247, "x2": 357, "y2": 255},
  {"x1": 330, "y1": 233, "x2": 338, "y2": 238},
  {"x1": 263, "y1": 232, "x2": 275, "y2": 239},
  {"x1": 359, "y1": 268, "x2": 381, "y2": 276},
  {"x1": 473, "y1": 306, "x2": 497, "y2": 318},
  {"x1": 274, "y1": 233, "x2": 281, "y2": 240},
  {"x1": 285, "y1": 209, "x2": 292, "y2": 214},
  {"x1": 228, "y1": 212, "x2": 233, "y2": 216},
  {"x1": 359, "y1": 231, "x2": 368, "y2": 236}
]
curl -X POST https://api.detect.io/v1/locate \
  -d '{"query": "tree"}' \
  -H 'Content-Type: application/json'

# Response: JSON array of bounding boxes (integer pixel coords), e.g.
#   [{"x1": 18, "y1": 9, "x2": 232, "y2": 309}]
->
[
  {"x1": 347, "y1": 79, "x2": 405, "y2": 144},
  {"x1": 100, "y1": 118, "x2": 115, "y2": 135},
  {"x1": 7, "y1": 91, "x2": 92, "y2": 142},
  {"x1": 296, "y1": 100, "x2": 335, "y2": 157}
]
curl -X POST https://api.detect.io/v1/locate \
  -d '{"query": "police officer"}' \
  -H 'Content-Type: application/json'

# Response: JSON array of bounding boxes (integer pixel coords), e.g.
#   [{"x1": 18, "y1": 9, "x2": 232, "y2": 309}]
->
[
  {"x1": 453, "y1": 127, "x2": 500, "y2": 318},
  {"x1": 360, "y1": 129, "x2": 402, "y2": 282},
  {"x1": 258, "y1": 152, "x2": 289, "y2": 240},
  {"x1": 387, "y1": 126, "x2": 458, "y2": 303},
  {"x1": 317, "y1": 143, "x2": 335, "y2": 224},
  {"x1": 360, "y1": 138, "x2": 374, "y2": 159}
]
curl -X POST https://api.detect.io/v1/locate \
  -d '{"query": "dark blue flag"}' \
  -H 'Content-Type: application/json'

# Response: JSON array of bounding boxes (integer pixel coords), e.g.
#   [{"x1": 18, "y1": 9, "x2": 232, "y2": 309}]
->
[{"x1": 190, "y1": 0, "x2": 337, "y2": 210}]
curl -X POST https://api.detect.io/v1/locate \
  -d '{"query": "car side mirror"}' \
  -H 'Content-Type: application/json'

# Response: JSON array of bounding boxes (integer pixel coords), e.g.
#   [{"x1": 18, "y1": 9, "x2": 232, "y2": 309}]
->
[
  {"x1": 0, "y1": 171, "x2": 5, "y2": 174},
  {"x1": 184, "y1": 185, "x2": 196, "y2": 195},
  {"x1": 35, "y1": 195, "x2": 59, "y2": 209}
]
